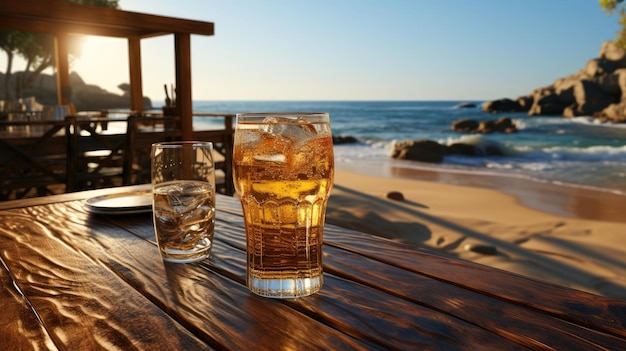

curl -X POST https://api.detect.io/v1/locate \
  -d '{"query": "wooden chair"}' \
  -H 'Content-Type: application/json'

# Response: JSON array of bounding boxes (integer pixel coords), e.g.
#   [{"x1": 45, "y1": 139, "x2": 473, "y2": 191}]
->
[
  {"x1": 193, "y1": 114, "x2": 234, "y2": 196},
  {"x1": 0, "y1": 119, "x2": 68, "y2": 200},
  {"x1": 123, "y1": 113, "x2": 182, "y2": 186},
  {"x1": 65, "y1": 116, "x2": 128, "y2": 192}
]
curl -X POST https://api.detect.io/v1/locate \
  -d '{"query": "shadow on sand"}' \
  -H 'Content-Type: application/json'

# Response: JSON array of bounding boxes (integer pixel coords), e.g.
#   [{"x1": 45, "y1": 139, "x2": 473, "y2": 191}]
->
[{"x1": 326, "y1": 184, "x2": 626, "y2": 300}]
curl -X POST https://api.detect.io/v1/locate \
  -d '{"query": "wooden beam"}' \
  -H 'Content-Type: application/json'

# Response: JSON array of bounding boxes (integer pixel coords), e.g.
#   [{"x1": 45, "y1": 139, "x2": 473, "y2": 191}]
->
[
  {"x1": 0, "y1": 17, "x2": 148, "y2": 38},
  {"x1": 0, "y1": 0, "x2": 214, "y2": 38},
  {"x1": 128, "y1": 37, "x2": 144, "y2": 112},
  {"x1": 175, "y1": 33, "x2": 193, "y2": 140}
]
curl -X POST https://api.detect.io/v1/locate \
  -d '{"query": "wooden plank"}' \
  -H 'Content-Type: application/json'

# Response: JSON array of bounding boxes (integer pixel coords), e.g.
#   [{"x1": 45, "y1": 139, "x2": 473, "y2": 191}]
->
[
  {"x1": 213, "y1": 209, "x2": 626, "y2": 350},
  {"x1": 323, "y1": 245, "x2": 626, "y2": 350},
  {"x1": 203, "y1": 225, "x2": 526, "y2": 350},
  {"x1": 3, "y1": 189, "x2": 624, "y2": 349},
  {"x1": 100, "y1": 204, "x2": 531, "y2": 349},
  {"x1": 0, "y1": 257, "x2": 57, "y2": 350},
  {"x1": 0, "y1": 210, "x2": 211, "y2": 350},
  {"x1": 321, "y1": 225, "x2": 626, "y2": 339},
  {"x1": 2, "y1": 203, "x2": 378, "y2": 350},
  {"x1": 2, "y1": 199, "x2": 525, "y2": 350},
  {"x1": 0, "y1": 184, "x2": 150, "y2": 211},
  {"x1": 88, "y1": 203, "x2": 529, "y2": 350}
]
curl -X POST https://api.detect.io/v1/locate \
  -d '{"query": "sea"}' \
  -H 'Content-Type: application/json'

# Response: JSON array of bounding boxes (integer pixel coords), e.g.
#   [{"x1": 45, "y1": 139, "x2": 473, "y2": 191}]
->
[{"x1": 188, "y1": 100, "x2": 626, "y2": 195}]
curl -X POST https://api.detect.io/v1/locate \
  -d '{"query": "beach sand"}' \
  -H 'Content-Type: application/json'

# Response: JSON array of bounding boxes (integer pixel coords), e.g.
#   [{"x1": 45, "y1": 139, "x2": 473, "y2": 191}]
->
[{"x1": 326, "y1": 166, "x2": 626, "y2": 301}]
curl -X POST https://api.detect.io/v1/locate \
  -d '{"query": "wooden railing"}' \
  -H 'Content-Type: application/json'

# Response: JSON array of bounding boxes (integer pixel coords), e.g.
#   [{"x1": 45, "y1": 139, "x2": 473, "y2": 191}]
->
[
  {"x1": 0, "y1": 119, "x2": 68, "y2": 200},
  {"x1": 0, "y1": 112, "x2": 236, "y2": 200}
]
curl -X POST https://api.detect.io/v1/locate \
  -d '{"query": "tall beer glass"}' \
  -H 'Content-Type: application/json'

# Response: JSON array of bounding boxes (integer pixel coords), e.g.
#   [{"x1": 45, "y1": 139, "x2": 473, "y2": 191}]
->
[{"x1": 233, "y1": 113, "x2": 334, "y2": 298}]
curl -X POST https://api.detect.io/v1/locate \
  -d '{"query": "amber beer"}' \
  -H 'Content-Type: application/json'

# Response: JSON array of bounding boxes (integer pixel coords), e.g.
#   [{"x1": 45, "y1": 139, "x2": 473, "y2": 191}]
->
[{"x1": 233, "y1": 113, "x2": 334, "y2": 298}]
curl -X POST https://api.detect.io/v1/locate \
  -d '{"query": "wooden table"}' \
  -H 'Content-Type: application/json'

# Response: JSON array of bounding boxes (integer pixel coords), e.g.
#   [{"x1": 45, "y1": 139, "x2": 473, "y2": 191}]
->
[{"x1": 1, "y1": 185, "x2": 625, "y2": 350}]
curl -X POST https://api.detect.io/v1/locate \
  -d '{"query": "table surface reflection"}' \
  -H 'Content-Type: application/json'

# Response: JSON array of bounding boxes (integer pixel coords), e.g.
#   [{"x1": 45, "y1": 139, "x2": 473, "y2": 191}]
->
[{"x1": 0, "y1": 185, "x2": 625, "y2": 350}]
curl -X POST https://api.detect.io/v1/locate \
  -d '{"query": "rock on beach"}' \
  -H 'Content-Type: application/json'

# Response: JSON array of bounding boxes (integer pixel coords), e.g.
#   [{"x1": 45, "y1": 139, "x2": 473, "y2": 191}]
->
[
  {"x1": 390, "y1": 139, "x2": 506, "y2": 163},
  {"x1": 386, "y1": 191, "x2": 405, "y2": 201},
  {"x1": 390, "y1": 140, "x2": 446, "y2": 163}
]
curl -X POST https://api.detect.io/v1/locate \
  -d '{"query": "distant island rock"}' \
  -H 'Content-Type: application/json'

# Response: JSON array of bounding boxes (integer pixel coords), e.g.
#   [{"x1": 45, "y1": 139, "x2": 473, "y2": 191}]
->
[
  {"x1": 483, "y1": 41, "x2": 626, "y2": 123},
  {"x1": 0, "y1": 71, "x2": 152, "y2": 111}
]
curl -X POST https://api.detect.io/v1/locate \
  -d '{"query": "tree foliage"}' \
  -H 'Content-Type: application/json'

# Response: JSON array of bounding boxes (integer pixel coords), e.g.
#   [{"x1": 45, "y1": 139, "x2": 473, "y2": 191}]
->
[
  {"x1": 0, "y1": 0, "x2": 119, "y2": 100},
  {"x1": 600, "y1": 0, "x2": 626, "y2": 47}
]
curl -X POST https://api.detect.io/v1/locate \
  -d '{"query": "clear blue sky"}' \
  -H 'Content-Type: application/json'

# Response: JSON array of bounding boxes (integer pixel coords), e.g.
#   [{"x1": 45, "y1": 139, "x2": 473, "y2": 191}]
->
[{"x1": 5, "y1": 0, "x2": 624, "y2": 102}]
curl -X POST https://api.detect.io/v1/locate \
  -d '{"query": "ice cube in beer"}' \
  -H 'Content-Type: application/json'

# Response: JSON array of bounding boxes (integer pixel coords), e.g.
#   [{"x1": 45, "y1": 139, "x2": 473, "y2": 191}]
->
[
  {"x1": 254, "y1": 128, "x2": 292, "y2": 163},
  {"x1": 290, "y1": 135, "x2": 331, "y2": 174},
  {"x1": 261, "y1": 116, "x2": 318, "y2": 142}
]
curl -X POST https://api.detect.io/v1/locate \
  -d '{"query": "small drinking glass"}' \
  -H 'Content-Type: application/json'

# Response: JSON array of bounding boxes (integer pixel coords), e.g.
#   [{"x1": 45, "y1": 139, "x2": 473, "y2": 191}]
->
[
  {"x1": 233, "y1": 112, "x2": 334, "y2": 298},
  {"x1": 151, "y1": 141, "x2": 216, "y2": 263}
]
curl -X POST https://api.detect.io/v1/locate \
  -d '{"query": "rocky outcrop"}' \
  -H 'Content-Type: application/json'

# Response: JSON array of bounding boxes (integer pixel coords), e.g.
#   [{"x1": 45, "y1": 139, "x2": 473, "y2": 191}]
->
[
  {"x1": 483, "y1": 41, "x2": 626, "y2": 122},
  {"x1": 391, "y1": 139, "x2": 505, "y2": 163},
  {"x1": 482, "y1": 98, "x2": 526, "y2": 113},
  {"x1": 452, "y1": 117, "x2": 517, "y2": 133},
  {"x1": 1, "y1": 71, "x2": 152, "y2": 111}
]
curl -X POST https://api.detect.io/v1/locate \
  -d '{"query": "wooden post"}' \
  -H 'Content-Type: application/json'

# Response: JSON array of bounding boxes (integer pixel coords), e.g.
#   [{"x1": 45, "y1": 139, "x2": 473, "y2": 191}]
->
[
  {"x1": 174, "y1": 33, "x2": 193, "y2": 140},
  {"x1": 54, "y1": 33, "x2": 71, "y2": 106},
  {"x1": 128, "y1": 37, "x2": 144, "y2": 113}
]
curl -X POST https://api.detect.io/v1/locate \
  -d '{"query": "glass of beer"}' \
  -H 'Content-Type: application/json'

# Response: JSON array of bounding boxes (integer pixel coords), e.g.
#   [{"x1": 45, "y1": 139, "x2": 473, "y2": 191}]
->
[
  {"x1": 151, "y1": 141, "x2": 216, "y2": 263},
  {"x1": 233, "y1": 112, "x2": 334, "y2": 298}
]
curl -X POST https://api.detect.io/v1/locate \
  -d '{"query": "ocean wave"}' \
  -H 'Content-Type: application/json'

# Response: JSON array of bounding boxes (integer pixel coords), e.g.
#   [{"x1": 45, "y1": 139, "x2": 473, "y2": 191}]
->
[
  {"x1": 437, "y1": 134, "x2": 519, "y2": 156},
  {"x1": 377, "y1": 101, "x2": 484, "y2": 111},
  {"x1": 526, "y1": 144, "x2": 626, "y2": 162},
  {"x1": 512, "y1": 118, "x2": 527, "y2": 130},
  {"x1": 519, "y1": 115, "x2": 626, "y2": 129},
  {"x1": 338, "y1": 133, "x2": 626, "y2": 163},
  {"x1": 568, "y1": 116, "x2": 626, "y2": 128}
]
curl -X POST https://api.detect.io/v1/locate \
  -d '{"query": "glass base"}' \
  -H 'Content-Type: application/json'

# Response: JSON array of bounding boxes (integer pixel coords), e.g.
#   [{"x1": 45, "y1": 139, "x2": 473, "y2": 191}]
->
[
  {"x1": 248, "y1": 274, "x2": 323, "y2": 298},
  {"x1": 160, "y1": 241, "x2": 212, "y2": 263},
  {"x1": 162, "y1": 253, "x2": 210, "y2": 263}
]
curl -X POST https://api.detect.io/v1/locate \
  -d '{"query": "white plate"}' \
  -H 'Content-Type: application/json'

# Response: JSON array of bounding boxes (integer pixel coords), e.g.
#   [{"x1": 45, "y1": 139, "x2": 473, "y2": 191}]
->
[{"x1": 85, "y1": 190, "x2": 152, "y2": 215}]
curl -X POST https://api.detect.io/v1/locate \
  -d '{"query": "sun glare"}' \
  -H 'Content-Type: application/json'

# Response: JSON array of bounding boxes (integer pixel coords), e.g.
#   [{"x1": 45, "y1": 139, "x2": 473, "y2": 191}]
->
[{"x1": 71, "y1": 36, "x2": 129, "y2": 95}]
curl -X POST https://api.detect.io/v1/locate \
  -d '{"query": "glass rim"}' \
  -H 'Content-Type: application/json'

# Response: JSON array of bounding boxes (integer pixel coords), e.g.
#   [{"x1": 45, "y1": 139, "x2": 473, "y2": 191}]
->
[
  {"x1": 151, "y1": 141, "x2": 213, "y2": 148},
  {"x1": 235, "y1": 112, "x2": 329, "y2": 121}
]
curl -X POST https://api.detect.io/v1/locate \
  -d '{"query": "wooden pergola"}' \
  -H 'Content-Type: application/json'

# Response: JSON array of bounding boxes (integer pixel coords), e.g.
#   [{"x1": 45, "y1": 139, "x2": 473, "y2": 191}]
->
[{"x1": 0, "y1": 0, "x2": 215, "y2": 139}]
